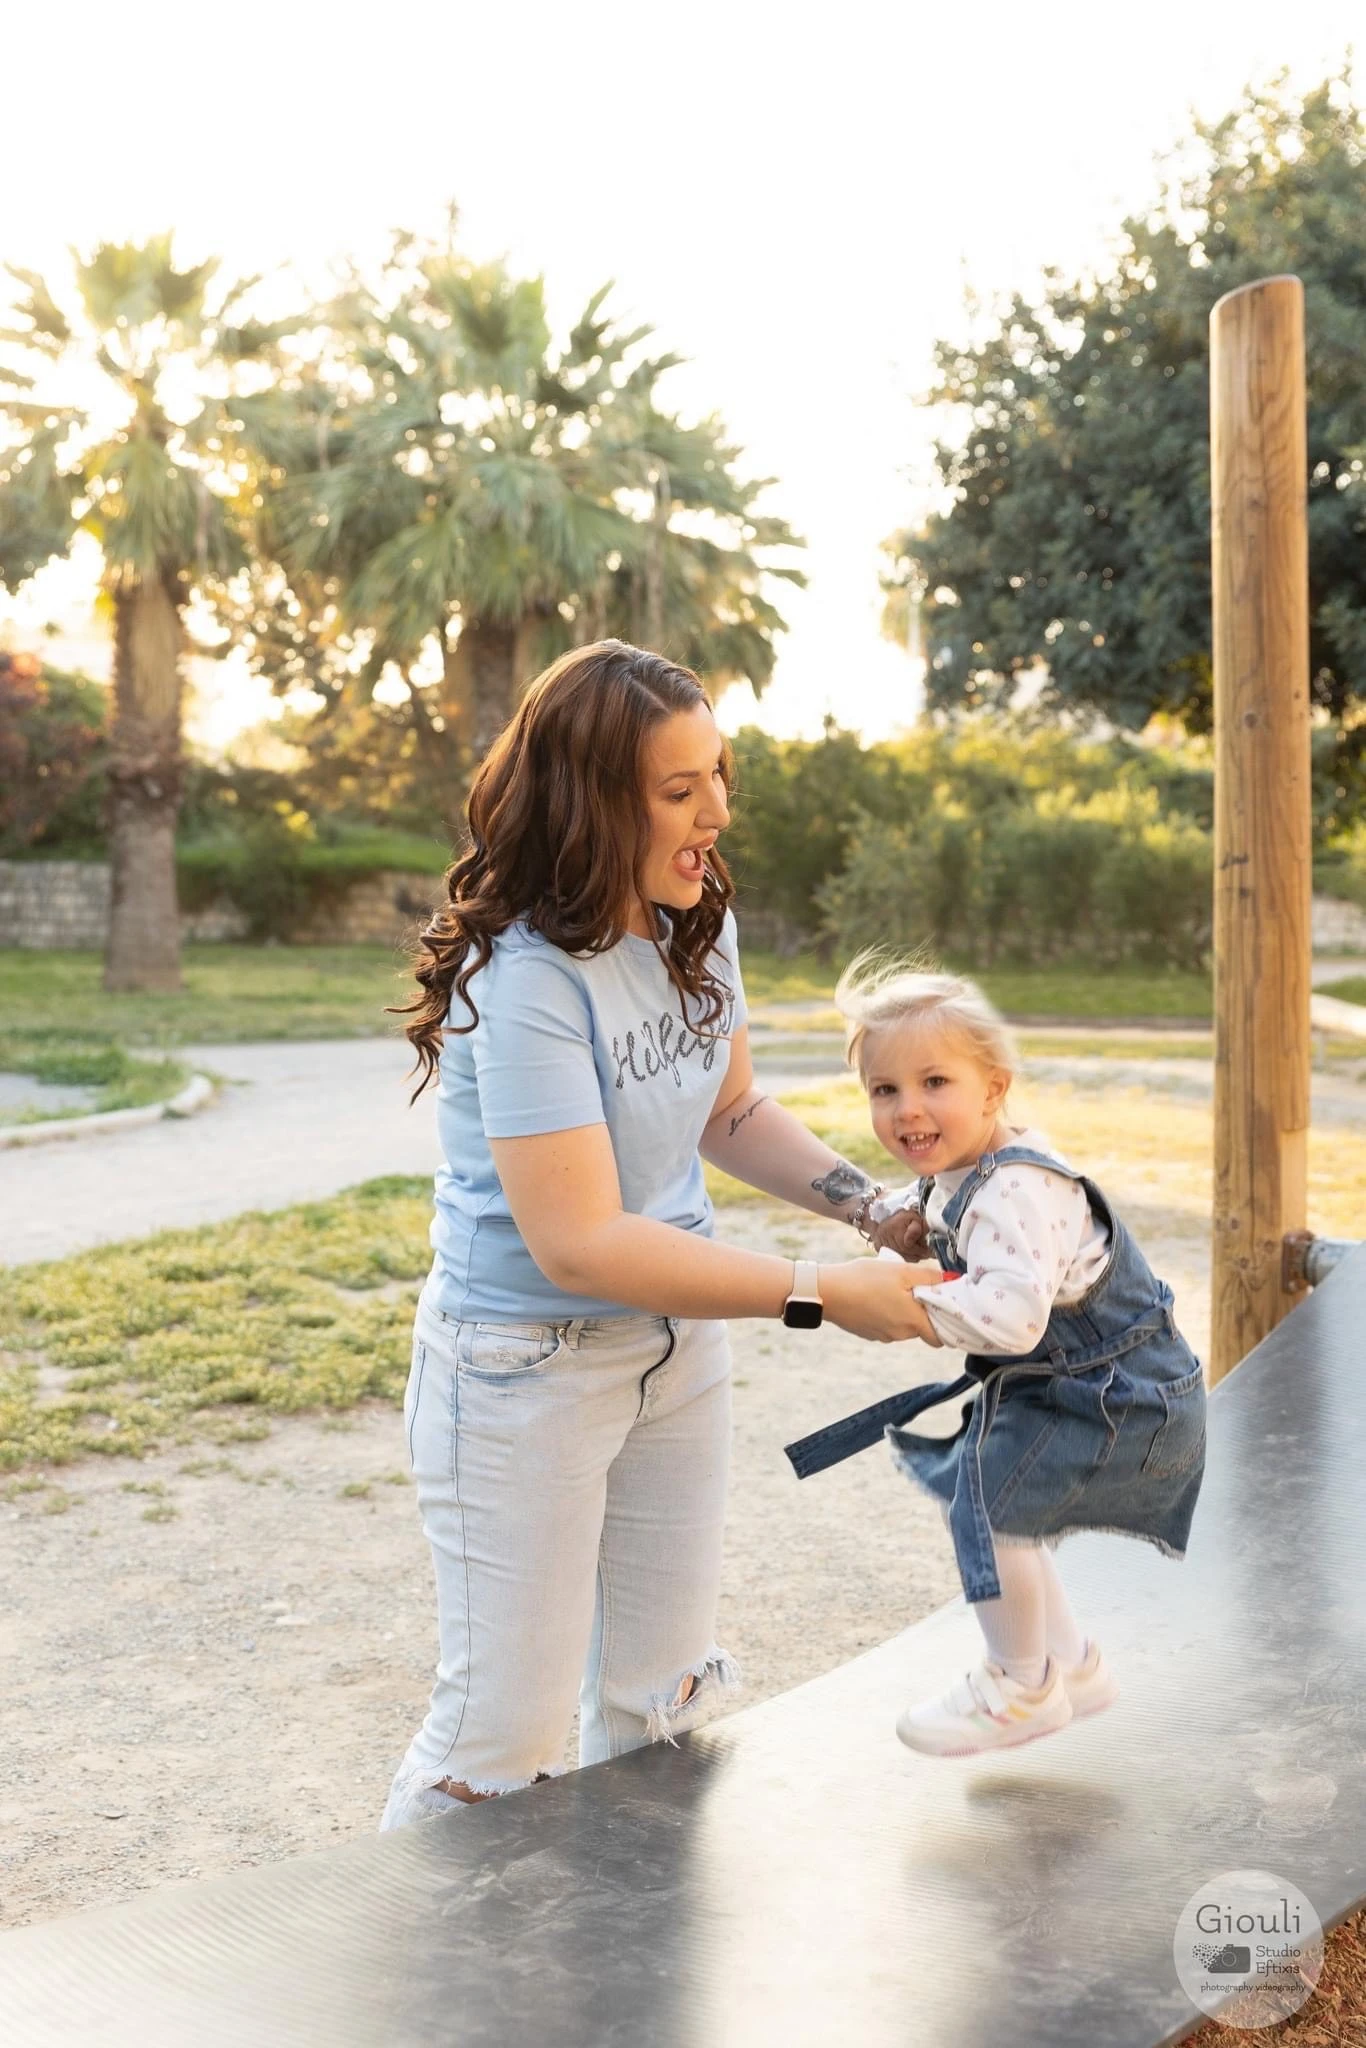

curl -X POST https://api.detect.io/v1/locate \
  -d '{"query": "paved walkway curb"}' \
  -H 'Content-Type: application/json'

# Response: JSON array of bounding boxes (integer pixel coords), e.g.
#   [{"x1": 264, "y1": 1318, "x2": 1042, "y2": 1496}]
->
[
  {"x1": 1312, "y1": 992, "x2": 1366, "y2": 1040},
  {"x1": 0, "y1": 1073, "x2": 216, "y2": 1151}
]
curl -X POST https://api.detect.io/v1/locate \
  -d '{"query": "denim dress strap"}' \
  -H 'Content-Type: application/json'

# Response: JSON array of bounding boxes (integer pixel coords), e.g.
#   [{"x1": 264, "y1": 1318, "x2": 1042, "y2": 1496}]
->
[{"x1": 784, "y1": 1369, "x2": 977, "y2": 1478}]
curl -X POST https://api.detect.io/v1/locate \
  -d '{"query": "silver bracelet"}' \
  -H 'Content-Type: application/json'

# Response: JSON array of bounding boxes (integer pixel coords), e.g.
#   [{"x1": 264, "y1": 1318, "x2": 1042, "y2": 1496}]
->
[{"x1": 847, "y1": 1187, "x2": 885, "y2": 1242}]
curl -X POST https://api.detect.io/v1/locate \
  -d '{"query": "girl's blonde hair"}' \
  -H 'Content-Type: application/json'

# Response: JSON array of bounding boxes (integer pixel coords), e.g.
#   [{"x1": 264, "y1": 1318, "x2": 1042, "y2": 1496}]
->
[{"x1": 833, "y1": 950, "x2": 1018, "y2": 1083}]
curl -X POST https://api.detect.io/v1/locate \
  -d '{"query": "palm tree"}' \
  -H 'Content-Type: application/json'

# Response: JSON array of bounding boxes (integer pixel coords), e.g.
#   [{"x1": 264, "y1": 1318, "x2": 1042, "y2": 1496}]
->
[
  {"x1": 231, "y1": 225, "x2": 803, "y2": 766},
  {"x1": 0, "y1": 239, "x2": 288, "y2": 989},
  {"x1": 585, "y1": 359, "x2": 804, "y2": 685}
]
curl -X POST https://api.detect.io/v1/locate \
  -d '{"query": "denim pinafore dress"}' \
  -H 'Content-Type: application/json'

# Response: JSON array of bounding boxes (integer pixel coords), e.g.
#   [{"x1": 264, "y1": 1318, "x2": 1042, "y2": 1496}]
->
[{"x1": 784, "y1": 1146, "x2": 1207, "y2": 1605}]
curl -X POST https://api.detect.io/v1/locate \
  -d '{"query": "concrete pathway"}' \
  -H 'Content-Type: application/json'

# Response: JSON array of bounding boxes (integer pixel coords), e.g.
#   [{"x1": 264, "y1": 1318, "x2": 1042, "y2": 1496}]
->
[
  {"x1": 0, "y1": 1037, "x2": 833, "y2": 1269},
  {"x1": 0, "y1": 1040, "x2": 440, "y2": 1269}
]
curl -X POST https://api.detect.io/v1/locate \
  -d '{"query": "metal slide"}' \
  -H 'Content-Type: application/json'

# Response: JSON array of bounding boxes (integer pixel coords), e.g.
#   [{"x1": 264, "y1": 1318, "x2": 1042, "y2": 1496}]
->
[{"x1": 4, "y1": 1250, "x2": 1365, "y2": 2047}]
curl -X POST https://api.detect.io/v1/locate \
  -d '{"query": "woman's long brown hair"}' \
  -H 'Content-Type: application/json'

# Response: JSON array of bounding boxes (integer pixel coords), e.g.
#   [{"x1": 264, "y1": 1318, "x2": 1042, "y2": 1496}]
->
[{"x1": 395, "y1": 640, "x2": 736, "y2": 1095}]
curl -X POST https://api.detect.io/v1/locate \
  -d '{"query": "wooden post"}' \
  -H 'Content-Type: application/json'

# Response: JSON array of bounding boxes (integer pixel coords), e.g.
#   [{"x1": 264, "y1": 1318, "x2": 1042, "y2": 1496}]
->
[{"x1": 1209, "y1": 276, "x2": 1312, "y2": 1383}]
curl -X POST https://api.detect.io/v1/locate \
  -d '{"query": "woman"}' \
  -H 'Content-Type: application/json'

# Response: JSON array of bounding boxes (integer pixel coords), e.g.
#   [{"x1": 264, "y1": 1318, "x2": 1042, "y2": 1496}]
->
[{"x1": 381, "y1": 640, "x2": 934, "y2": 1828}]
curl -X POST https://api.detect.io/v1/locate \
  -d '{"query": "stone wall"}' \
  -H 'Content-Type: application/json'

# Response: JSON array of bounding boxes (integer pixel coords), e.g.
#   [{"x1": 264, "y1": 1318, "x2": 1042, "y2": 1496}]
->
[
  {"x1": 1313, "y1": 892, "x2": 1366, "y2": 953},
  {"x1": 0, "y1": 862, "x2": 442, "y2": 950},
  {"x1": 0, "y1": 861, "x2": 111, "y2": 950},
  {"x1": 291, "y1": 871, "x2": 442, "y2": 946}
]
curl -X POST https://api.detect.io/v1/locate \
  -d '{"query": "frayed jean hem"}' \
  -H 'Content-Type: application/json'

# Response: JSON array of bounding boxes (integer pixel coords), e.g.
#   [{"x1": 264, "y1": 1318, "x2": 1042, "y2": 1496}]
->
[{"x1": 378, "y1": 1760, "x2": 568, "y2": 1832}]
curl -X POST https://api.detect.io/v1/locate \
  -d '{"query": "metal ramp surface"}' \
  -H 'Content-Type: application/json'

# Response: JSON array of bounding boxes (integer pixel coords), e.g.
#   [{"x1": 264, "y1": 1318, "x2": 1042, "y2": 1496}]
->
[{"x1": 3, "y1": 1250, "x2": 1365, "y2": 2048}]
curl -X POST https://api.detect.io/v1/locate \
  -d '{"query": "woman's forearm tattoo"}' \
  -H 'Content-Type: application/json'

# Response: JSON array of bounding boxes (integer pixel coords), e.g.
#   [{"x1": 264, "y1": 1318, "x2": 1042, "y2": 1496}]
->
[
  {"x1": 811, "y1": 1160, "x2": 876, "y2": 1210},
  {"x1": 727, "y1": 1094, "x2": 769, "y2": 1138}
]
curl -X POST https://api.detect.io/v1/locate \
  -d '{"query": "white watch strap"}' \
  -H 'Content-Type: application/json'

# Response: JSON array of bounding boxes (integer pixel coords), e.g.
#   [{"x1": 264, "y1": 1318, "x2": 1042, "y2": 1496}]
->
[{"x1": 791, "y1": 1259, "x2": 821, "y2": 1303}]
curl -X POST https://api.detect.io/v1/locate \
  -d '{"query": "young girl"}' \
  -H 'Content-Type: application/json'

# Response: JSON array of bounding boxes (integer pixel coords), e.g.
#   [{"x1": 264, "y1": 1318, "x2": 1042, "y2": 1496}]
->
[{"x1": 786, "y1": 958, "x2": 1207, "y2": 1758}]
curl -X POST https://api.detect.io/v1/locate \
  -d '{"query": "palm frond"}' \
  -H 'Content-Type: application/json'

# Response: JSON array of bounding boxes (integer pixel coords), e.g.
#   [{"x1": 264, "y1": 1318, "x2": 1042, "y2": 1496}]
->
[
  {"x1": 0, "y1": 428, "x2": 78, "y2": 590},
  {"x1": 2, "y1": 267, "x2": 72, "y2": 352}
]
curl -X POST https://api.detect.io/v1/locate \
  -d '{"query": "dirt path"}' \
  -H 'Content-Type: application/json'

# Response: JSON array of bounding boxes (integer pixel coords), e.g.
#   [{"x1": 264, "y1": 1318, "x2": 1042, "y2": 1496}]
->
[{"x1": 0, "y1": 1193, "x2": 1211, "y2": 1931}]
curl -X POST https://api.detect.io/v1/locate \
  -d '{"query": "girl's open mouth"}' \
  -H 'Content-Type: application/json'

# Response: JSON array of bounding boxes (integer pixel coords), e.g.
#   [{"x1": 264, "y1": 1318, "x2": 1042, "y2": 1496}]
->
[
  {"x1": 898, "y1": 1132, "x2": 940, "y2": 1156},
  {"x1": 671, "y1": 845, "x2": 707, "y2": 880}
]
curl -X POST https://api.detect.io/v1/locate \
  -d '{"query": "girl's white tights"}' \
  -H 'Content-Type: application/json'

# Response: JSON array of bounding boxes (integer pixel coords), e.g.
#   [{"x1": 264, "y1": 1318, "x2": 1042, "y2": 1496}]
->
[{"x1": 973, "y1": 1541, "x2": 1087, "y2": 1690}]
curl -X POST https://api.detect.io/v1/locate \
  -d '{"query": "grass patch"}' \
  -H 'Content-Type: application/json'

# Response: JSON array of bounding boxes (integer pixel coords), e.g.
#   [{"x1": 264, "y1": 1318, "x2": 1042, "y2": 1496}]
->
[
  {"x1": 745, "y1": 957, "x2": 1211, "y2": 1022},
  {"x1": 0, "y1": 1034, "x2": 187, "y2": 1126},
  {"x1": 741, "y1": 952, "x2": 835, "y2": 1003},
  {"x1": 1319, "y1": 976, "x2": 1366, "y2": 1007},
  {"x1": 0, "y1": 945, "x2": 1212, "y2": 1050},
  {"x1": 0, "y1": 947, "x2": 412, "y2": 1047},
  {"x1": 747, "y1": 1006, "x2": 844, "y2": 1033},
  {"x1": 0, "y1": 1175, "x2": 431, "y2": 1471},
  {"x1": 1018, "y1": 1032, "x2": 1213, "y2": 1061},
  {"x1": 970, "y1": 966, "x2": 1210, "y2": 1022}
]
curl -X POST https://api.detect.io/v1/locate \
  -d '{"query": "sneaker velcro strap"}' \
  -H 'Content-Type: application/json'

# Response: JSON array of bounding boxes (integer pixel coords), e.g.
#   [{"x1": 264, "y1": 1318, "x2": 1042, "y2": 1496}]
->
[{"x1": 968, "y1": 1665, "x2": 1010, "y2": 1718}]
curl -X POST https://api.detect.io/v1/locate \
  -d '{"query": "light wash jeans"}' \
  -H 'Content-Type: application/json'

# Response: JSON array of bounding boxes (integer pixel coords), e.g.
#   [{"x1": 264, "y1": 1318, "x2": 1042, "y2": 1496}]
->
[{"x1": 380, "y1": 1290, "x2": 736, "y2": 1829}]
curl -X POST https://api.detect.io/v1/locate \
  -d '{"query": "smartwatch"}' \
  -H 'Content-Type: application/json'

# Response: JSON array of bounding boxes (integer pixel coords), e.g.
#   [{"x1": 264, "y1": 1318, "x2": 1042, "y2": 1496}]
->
[{"x1": 782, "y1": 1260, "x2": 824, "y2": 1330}]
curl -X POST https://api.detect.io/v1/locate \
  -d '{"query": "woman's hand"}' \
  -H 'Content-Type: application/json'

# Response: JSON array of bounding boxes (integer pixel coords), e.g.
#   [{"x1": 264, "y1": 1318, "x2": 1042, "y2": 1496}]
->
[{"x1": 820, "y1": 1257, "x2": 947, "y2": 1344}]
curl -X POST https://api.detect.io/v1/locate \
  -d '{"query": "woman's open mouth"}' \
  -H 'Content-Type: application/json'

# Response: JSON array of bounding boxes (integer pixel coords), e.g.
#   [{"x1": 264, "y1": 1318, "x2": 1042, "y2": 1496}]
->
[{"x1": 670, "y1": 844, "x2": 708, "y2": 882}]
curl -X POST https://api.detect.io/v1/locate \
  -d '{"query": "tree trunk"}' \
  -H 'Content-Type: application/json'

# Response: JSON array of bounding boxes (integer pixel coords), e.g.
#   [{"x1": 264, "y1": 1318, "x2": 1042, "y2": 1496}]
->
[
  {"x1": 408, "y1": 665, "x2": 465, "y2": 838},
  {"x1": 104, "y1": 578, "x2": 184, "y2": 993},
  {"x1": 464, "y1": 617, "x2": 520, "y2": 760},
  {"x1": 439, "y1": 632, "x2": 472, "y2": 736},
  {"x1": 643, "y1": 465, "x2": 671, "y2": 651}
]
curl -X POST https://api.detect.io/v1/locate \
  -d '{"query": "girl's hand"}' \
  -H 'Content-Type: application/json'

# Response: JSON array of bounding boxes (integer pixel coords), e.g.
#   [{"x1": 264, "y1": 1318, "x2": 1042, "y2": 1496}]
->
[
  {"x1": 866, "y1": 1205, "x2": 931, "y2": 1262},
  {"x1": 820, "y1": 1257, "x2": 946, "y2": 1344}
]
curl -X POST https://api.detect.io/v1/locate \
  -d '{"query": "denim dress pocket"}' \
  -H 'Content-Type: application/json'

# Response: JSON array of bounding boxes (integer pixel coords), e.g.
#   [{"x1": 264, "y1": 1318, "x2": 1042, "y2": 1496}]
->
[
  {"x1": 462, "y1": 1323, "x2": 565, "y2": 1381},
  {"x1": 986, "y1": 1374, "x2": 1088, "y2": 1527},
  {"x1": 1140, "y1": 1361, "x2": 1207, "y2": 1478}
]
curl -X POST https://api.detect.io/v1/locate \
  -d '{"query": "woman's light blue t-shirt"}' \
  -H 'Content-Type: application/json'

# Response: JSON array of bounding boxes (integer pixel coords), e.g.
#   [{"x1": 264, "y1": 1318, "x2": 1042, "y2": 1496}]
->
[{"x1": 427, "y1": 911, "x2": 747, "y2": 1321}]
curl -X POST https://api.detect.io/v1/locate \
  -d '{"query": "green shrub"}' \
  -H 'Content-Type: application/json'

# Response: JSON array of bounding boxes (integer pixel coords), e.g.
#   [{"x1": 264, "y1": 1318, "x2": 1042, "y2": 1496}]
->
[
  {"x1": 816, "y1": 784, "x2": 1212, "y2": 971},
  {"x1": 1092, "y1": 814, "x2": 1212, "y2": 970},
  {"x1": 0, "y1": 1035, "x2": 187, "y2": 1125},
  {"x1": 1314, "y1": 825, "x2": 1366, "y2": 911},
  {"x1": 177, "y1": 816, "x2": 453, "y2": 940},
  {"x1": 724, "y1": 724, "x2": 921, "y2": 936},
  {"x1": 177, "y1": 811, "x2": 318, "y2": 941},
  {"x1": 723, "y1": 717, "x2": 1215, "y2": 942}
]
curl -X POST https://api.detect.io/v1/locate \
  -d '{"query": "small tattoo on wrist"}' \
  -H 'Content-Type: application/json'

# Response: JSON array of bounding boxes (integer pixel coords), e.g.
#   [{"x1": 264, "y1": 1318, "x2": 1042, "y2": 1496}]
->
[
  {"x1": 810, "y1": 1161, "x2": 875, "y2": 1209},
  {"x1": 727, "y1": 1094, "x2": 768, "y2": 1137}
]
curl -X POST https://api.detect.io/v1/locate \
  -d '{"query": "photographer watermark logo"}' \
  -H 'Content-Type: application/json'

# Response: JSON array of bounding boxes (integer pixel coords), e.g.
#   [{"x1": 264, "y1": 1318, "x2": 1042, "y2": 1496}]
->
[{"x1": 1174, "y1": 1869, "x2": 1323, "y2": 2029}]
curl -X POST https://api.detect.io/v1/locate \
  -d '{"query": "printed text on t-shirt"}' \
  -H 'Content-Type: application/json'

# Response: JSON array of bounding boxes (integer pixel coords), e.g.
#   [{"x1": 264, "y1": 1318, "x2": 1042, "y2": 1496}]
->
[{"x1": 611, "y1": 997, "x2": 736, "y2": 1089}]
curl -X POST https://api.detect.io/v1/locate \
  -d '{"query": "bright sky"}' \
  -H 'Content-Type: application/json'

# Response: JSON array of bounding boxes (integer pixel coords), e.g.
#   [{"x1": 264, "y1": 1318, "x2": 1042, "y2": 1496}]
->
[{"x1": 2, "y1": 0, "x2": 1360, "y2": 750}]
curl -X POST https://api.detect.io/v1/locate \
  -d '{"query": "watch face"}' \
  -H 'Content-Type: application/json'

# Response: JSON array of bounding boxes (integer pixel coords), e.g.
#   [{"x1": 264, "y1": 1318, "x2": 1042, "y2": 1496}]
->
[{"x1": 782, "y1": 1299, "x2": 823, "y2": 1330}]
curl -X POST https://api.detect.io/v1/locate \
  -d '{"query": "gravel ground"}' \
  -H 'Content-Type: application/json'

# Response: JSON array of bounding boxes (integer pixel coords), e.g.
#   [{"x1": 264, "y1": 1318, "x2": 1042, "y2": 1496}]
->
[{"x1": 0, "y1": 1195, "x2": 1211, "y2": 1932}]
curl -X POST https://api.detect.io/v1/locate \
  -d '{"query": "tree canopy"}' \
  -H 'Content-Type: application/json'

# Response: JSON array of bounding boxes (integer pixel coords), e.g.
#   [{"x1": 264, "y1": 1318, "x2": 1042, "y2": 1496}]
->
[
  {"x1": 219, "y1": 219, "x2": 804, "y2": 774},
  {"x1": 883, "y1": 75, "x2": 1366, "y2": 783}
]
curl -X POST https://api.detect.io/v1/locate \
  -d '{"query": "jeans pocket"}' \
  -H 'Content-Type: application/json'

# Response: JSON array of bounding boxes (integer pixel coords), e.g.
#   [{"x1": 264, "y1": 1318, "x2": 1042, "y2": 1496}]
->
[
  {"x1": 404, "y1": 1336, "x2": 428, "y2": 1467},
  {"x1": 463, "y1": 1324, "x2": 564, "y2": 1379},
  {"x1": 1141, "y1": 1362, "x2": 1207, "y2": 1478}
]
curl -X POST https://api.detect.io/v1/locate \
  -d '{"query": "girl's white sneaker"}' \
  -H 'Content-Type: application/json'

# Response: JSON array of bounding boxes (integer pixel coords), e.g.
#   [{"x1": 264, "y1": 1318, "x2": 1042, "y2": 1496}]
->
[
  {"x1": 1060, "y1": 1640, "x2": 1120, "y2": 1720},
  {"x1": 896, "y1": 1657, "x2": 1074, "y2": 1757}
]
